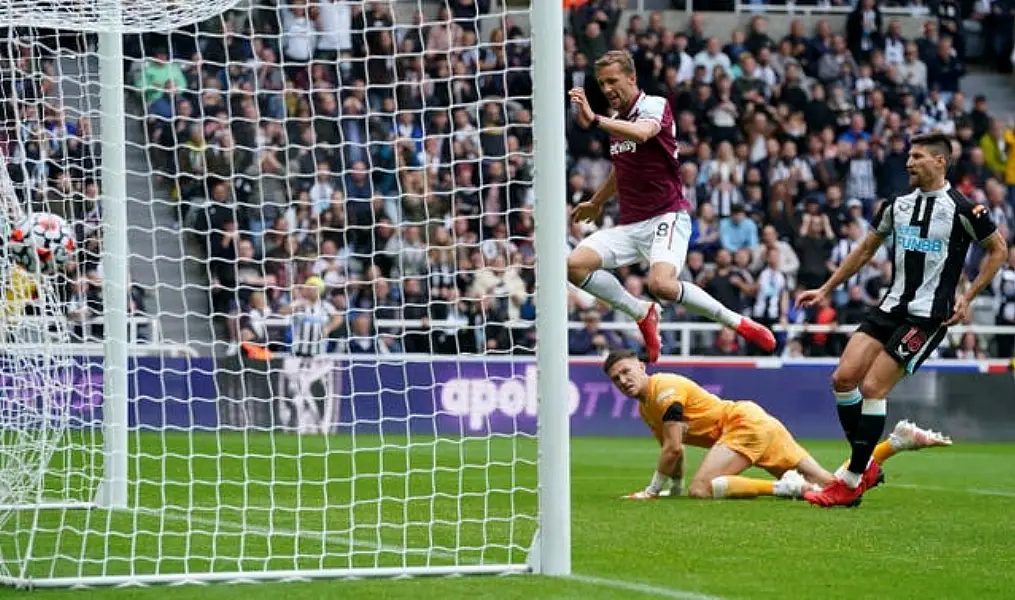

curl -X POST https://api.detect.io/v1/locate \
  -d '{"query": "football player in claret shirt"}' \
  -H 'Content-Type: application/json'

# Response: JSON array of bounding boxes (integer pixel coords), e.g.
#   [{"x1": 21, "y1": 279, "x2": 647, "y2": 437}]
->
[
  {"x1": 567, "y1": 50, "x2": 775, "y2": 363},
  {"x1": 602, "y1": 349, "x2": 951, "y2": 501}
]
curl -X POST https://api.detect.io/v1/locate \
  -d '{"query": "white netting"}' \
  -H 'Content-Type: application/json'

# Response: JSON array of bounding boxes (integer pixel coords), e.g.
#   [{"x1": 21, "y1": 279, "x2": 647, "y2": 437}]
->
[
  {"x1": 0, "y1": 157, "x2": 100, "y2": 583},
  {"x1": 0, "y1": 0, "x2": 543, "y2": 586},
  {"x1": 0, "y1": 1, "x2": 245, "y2": 34}
]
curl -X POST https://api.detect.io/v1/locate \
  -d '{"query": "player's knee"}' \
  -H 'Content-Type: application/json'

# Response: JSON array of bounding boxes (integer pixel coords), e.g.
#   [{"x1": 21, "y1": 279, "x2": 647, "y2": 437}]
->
[
  {"x1": 688, "y1": 479, "x2": 713, "y2": 499},
  {"x1": 831, "y1": 367, "x2": 861, "y2": 393},
  {"x1": 566, "y1": 252, "x2": 594, "y2": 286},
  {"x1": 859, "y1": 378, "x2": 890, "y2": 401},
  {"x1": 647, "y1": 276, "x2": 679, "y2": 302}
]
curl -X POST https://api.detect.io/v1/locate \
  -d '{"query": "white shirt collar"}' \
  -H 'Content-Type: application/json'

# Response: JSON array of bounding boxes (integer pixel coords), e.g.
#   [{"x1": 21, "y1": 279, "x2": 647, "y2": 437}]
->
[{"x1": 919, "y1": 181, "x2": 951, "y2": 197}]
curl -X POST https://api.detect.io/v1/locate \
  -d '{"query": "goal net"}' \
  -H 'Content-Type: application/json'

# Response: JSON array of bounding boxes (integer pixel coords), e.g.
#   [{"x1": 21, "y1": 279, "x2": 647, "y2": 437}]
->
[{"x1": 0, "y1": 0, "x2": 569, "y2": 588}]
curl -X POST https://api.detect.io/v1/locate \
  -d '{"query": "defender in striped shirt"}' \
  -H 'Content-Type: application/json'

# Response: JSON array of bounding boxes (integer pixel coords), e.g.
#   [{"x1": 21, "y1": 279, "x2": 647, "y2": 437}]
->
[{"x1": 797, "y1": 132, "x2": 1009, "y2": 508}]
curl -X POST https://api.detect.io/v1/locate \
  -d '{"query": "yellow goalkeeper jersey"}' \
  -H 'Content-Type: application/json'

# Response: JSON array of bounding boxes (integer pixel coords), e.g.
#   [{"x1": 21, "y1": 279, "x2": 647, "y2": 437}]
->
[{"x1": 4, "y1": 266, "x2": 36, "y2": 317}]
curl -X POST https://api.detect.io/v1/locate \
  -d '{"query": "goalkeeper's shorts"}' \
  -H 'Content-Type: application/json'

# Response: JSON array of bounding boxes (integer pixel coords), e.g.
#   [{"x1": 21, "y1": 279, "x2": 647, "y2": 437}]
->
[{"x1": 719, "y1": 401, "x2": 809, "y2": 475}]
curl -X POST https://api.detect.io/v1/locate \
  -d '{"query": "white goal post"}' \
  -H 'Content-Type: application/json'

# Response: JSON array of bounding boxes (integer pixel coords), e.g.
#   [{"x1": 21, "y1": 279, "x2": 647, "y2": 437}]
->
[{"x1": 0, "y1": 0, "x2": 570, "y2": 588}]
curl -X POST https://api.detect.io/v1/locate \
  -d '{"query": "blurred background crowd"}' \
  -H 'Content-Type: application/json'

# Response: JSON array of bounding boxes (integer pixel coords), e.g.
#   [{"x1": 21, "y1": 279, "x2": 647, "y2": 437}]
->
[{"x1": 2, "y1": 0, "x2": 1015, "y2": 358}]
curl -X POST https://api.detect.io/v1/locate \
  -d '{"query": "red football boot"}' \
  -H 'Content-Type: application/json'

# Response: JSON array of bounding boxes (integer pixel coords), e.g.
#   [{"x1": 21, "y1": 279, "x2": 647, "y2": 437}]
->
[
  {"x1": 637, "y1": 304, "x2": 661, "y2": 363},
  {"x1": 860, "y1": 461, "x2": 885, "y2": 492},
  {"x1": 736, "y1": 317, "x2": 777, "y2": 353},
  {"x1": 803, "y1": 479, "x2": 865, "y2": 508}
]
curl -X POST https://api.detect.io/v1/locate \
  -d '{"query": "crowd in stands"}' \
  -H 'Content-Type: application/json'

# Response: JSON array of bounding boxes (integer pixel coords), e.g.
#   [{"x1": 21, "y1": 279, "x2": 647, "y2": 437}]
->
[
  {"x1": 0, "y1": 30, "x2": 148, "y2": 342},
  {"x1": 565, "y1": 0, "x2": 1015, "y2": 359},
  {"x1": 6, "y1": 1, "x2": 1015, "y2": 358},
  {"x1": 139, "y1": 0, "x2": 1015, "y2": 359}
]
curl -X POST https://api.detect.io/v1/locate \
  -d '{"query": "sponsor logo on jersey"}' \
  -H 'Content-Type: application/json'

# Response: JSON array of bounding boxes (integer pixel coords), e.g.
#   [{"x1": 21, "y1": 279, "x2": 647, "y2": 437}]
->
[
  {"x1": 610, "y1": 140, "x2": 637, "y2": 156},
  {"x1": 896, "y1": 225, "x2": 943, "y2": 253}
]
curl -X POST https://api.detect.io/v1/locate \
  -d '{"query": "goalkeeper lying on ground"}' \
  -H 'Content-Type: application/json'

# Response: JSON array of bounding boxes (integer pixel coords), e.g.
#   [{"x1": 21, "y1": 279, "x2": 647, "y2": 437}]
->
[{"x1": 603, "y1": 349, "x2": 950, "y2": 501}]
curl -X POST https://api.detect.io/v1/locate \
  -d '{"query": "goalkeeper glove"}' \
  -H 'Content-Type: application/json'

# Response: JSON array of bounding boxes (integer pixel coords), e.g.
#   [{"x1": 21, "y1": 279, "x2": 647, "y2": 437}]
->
[{"x1": 622, "y1": 489, "x2": 659, "y2": 500}]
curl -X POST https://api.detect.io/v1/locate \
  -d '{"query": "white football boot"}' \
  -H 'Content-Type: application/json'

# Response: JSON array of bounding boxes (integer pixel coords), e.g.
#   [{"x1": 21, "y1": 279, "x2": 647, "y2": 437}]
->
[
  {"x1": 889, "y1": 419, "x2": 953, "y2": 451},
  {"x1": 773, "y1": 469, "x2": 811, "y2": 498}
]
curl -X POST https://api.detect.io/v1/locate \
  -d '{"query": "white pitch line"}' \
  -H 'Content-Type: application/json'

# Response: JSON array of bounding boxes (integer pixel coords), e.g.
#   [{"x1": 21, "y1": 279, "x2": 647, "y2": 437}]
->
[
  {"x1": 135, "y1": 507, "x2": 725, "y2": 598},
  {"x1": 567, "y1": 573, "x2": 725, "y2": 600},
  {"x1": 133, "y1": 506, "x2": 460, "y2": 560},
  {"x1": 892, "y1": 483, "x2": 1015, "y2": 498}
]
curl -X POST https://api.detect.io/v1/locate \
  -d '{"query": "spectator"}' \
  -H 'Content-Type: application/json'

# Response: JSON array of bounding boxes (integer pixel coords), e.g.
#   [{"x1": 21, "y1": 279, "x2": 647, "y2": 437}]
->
[
  {"x1": 898, "y1": 43, "x2": 928, "y2": 99},
  {"x1": 796, "y1": 207, "x2": 836, "y2": 291},
  {"x1": 818, "y1": 35, "x2": 859, "y2": 86},
  {"x1": 694, "y1": 38, "x2": 732, "y2": 83},
  {"x1": 980, "y1": 119, "x2": 1009, "y2": 181},
  {"x1": 751, "y1": 224, "x2": 800, "y2": 288},
  {"x1": 936, "y1": 0, "x2": 965, "y2": 59},
  {"x1": 691, "y1": 201, "x2": 722, "y2": 260},
  {"x1": 927, "y1": 37, "x2": 966, "y2": 103},
  {"x1": 985, "y1": 180, "x2": 1015, "y2": 242},
  {"x1": 568, "y1": 310, "x2": 621, "y2": 356},
  {"x1": 745, "y1": 16, "x2": 775, "y2": 59},
  {"x1": 699, "y1": 248, "x2": 755, "y2": 316},
  {"x1": 807, "y1": 295, "x2": 839, "y2": 357},
  {"x1": 846, "y1": 0, "x2": 883, "y2": 64},
  {"x1": 710, "y1": 327, "x2": 744, "y2": 356},
  {"x1": 139, "y1": 48, "x2": 188, "y2": 107},
  {"x1": 720, "y1": 204, "x2": 759, "y2": 253},
  {"x1": 876, "y1": 134, "x2": 911, "y2": 199},
  {"x1": 882, "y1": 20, "x2": 907, "y2": 66},
  {"x1": 751, "y1": 246, "x2": 790, "y2": 352},
  {"x1": 993, "y1": 247, "x2": 1015, "y2": 358}
]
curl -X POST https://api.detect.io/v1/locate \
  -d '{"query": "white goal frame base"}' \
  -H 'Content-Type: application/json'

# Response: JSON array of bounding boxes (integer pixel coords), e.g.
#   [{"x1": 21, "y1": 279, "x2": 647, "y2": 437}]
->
[
  {"x1": 1, "y1": 560, "x2": 530, "y2": 589},
  {"x1": 0, "y1": 501, "x2": 96, "y2": 512},
  {"x1": 0, "y1": 508, "x2": 550, "y2": 588}
]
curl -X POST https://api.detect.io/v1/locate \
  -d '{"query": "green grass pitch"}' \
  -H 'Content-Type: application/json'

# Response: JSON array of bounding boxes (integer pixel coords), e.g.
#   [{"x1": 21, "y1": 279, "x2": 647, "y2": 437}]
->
[{"x1": 2, "y1": 435, "x2": 1014, "y2": 599}]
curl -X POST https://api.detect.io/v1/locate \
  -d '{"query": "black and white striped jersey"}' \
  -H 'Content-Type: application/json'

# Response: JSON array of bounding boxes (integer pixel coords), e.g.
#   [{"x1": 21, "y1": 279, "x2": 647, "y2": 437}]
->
[
  {"x1": 290, "y1": 300, "x2": 338, "y2": 357},
  {"x1": 873, "y1": 183, "x2": 996, "y2": 321}
]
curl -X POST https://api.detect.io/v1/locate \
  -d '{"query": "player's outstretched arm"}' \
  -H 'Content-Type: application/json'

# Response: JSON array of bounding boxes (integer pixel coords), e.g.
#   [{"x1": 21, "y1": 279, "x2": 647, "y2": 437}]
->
[
  {"x1": 568, "y1": 86, "x2": 661, "y2": 144},
  {"x1": 947, "y1": 230, "x2": 1008, "y2": 325},
  {"x1": 798, "y1": 231, "x2": 884, "y2": 308},
  {"x1": 624, "y1": 420, "x2": 685, "y2": 500}
]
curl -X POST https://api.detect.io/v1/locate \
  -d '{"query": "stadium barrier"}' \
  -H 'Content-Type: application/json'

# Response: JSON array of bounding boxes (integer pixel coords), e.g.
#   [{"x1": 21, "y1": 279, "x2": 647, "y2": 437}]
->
[
  {"x1": 261, "y1": 317, "x2": 1015, "y2": 357},
  {"x1": 732, "y1": 1, "x2": 920, "y2": 15},
  {"x1": 18, "y1": 355, "x2": 1011, "y2": 441}
]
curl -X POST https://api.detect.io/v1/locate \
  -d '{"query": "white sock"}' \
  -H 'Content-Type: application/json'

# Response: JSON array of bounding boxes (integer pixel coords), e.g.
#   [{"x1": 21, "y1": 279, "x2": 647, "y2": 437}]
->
[
  {"x1": 836, "y1": 466, "x2": 863, "y2": 489},
  {"x1": 678, "y1": 281, "x2": 743, "y2": 329},
  {"x1": 580, "y1": 270, "x2": 651, "y2": 320},
  {"x1": 710, "y1": 476, "x2": 729, "y2": 499}
]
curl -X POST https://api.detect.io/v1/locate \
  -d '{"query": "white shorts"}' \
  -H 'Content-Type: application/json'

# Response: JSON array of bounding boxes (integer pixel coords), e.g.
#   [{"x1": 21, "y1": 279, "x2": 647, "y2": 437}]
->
[{"x1": 578, "y1": 211, "x2": 692, "y2": 271}]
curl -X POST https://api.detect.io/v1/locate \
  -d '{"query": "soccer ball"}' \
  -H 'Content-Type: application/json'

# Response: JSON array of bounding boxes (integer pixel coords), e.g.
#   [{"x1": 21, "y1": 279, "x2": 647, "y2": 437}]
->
[{"x1": 8, "y1": 213, "x2": 75, "y2": 275}]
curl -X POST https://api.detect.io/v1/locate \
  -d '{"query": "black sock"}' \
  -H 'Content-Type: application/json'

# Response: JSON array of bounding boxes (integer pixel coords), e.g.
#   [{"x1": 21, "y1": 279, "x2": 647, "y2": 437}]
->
[
  {"x1": 834, "y1": 389, "x2": 863, "y2": 445},
  {"x1": 848, "y1": 400, "x2": 887, "y2": 474}
]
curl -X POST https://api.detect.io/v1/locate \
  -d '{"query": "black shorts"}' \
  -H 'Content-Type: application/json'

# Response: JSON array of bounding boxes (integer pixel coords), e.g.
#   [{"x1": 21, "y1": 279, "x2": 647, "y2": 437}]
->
[{"x1": 856, "y1": 310, "x2": 947, "y2": 374}]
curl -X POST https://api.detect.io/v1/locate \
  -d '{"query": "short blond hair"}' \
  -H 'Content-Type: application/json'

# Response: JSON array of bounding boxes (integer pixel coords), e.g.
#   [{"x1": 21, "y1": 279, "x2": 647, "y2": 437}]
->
[{"x1": 594, "y1": 50, "x2": 635, "y2": 75}]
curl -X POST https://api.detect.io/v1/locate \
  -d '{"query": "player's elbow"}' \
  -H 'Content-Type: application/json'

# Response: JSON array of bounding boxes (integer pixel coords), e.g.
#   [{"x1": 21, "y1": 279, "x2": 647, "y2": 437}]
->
[{"x1": 632, "y1": 125, "x2": 657, "y2": 144}]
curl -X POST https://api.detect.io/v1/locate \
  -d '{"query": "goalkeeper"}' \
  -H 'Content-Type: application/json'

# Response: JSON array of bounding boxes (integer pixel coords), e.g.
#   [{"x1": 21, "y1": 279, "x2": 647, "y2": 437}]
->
[{"x1": 603, "y1": 349, "x2": 950, "y2": 501}]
